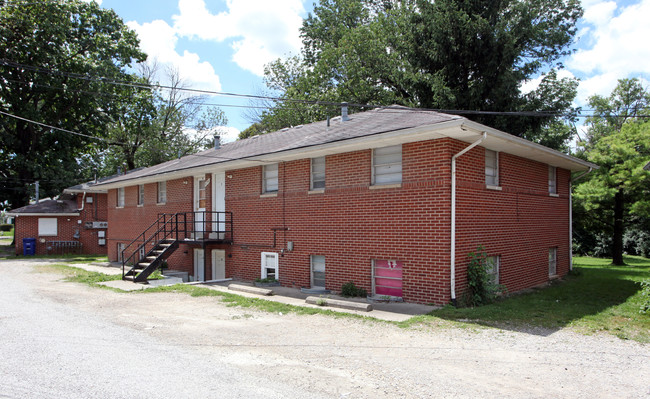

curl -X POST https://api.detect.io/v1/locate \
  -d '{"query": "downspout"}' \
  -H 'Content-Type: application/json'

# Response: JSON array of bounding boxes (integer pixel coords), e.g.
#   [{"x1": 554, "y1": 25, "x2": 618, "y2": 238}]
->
[
  {"x1": 450, "y1": 131, "x2": 487, "y2": 306},
  {"x1": 569, "y1": 167, "x2": 593, "y2": 270},
  {"x1": 78, "y1": 192, "x2": 87, "y2": 212}
]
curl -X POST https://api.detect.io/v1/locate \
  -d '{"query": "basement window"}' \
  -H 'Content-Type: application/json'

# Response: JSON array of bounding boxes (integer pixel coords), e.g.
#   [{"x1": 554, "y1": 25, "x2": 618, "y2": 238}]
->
[
  {"x1": 261, "y1": 252, "x2": 279, "y2": 280},
  {"x1": 485, "y1": 256, "x2": 500, "y2": 284},
  {"x1": 549, "y1": 247, "x2": 557, "y2": 276},
  {"x1": 372, "y1": 145, "x2": 402, "y2": 185}
]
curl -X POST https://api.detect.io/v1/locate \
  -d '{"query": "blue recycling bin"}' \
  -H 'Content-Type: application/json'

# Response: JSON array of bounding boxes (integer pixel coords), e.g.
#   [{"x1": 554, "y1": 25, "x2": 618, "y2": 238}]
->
[{"x1": 23, "y1": 238, "x2": 36, "y2": 256}]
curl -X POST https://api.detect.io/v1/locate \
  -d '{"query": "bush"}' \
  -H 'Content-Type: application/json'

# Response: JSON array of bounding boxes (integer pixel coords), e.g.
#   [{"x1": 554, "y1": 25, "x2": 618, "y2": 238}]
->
[
  {"x1": 0, "y1": 224, "x2": 12, "y2": 232},
  {"x1": 623, "y1": 228, "x2": 650, "y2": 258},
  {"x1": 640, "y1": 280, "x2": 650, "y2": 315},
  {"x1": 465, "y1": 246, "x2": 504, "y2": 307},
  {"x1": 340, "y1": 281, "x2": 367, "y2": 297}
]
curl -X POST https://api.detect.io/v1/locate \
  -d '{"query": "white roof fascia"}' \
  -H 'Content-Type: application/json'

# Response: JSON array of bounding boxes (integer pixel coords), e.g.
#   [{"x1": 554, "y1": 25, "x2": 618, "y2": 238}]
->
[
  {"x1": 7, "y1": 213, "x2": 80, "y2": 217},
  {"x1": 95, "y1": 118, "x2": 596, "y2": 189},
  {"x1": 459, "y1": 120, "x2": 598, "y2": 171}
]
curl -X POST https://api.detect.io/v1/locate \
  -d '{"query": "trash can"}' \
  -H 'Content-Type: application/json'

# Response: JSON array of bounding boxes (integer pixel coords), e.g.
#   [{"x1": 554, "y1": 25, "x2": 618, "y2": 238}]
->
[{"x1": 23, "y1": 238, "x2": 36, "y2": 256}]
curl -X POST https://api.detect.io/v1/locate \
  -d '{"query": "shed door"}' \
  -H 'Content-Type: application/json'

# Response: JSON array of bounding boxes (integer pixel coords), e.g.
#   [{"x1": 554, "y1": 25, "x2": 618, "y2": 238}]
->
[{"x1": 373, "y1": 260, "x2": 403, "y2": 298}]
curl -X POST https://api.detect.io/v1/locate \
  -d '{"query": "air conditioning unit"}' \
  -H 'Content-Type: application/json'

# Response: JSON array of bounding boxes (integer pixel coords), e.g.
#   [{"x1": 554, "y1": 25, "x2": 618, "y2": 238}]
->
[{"x1": 92, "y1": 221, "x2": 108, "y2": 229}]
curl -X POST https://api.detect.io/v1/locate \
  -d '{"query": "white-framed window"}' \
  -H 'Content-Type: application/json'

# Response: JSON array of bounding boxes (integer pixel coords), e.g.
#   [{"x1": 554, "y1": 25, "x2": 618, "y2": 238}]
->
[
  {"x1": 263, "y1": 164, "x2": 279, "y2": 193},
  {"x1": 485, "y1": 149, "x2": 499, "y2": 186},
  {"x1": 38, "y1": 218, "x2": 57, "y2": 236},
  {"x1": 311, "y1": 157, "x2": 326, "y2": 190},
  {"x1": 157, "y1": 181, "x2": 167, "y2": 204},
  {"x1": 117, "y1": 187, "x2": 125, "y2": 207},
  {"x1": 137, "y1": 184, "x2": 144, "y2": 206},
  {"x1": 310, "y1": 255, "x2": 326, "y2": 289},
  {"x1": 485, "y1": 255, "x2": 500, "y2": 284},
  {"x1": 549, "y1": 247, "x2": 557, "y2": 276},
  {"x1": 261, "y1": 252, "x2": 279, "y2": 280},
  {"x1": 197, "y1": 178, "x2": 207, "y2": 209},
  {"x1": 373, "y1": 145, "x2": 402, "y2": 185},
  {"x1": 548, "y1": 166, "x2": 557, "y2": 194}
]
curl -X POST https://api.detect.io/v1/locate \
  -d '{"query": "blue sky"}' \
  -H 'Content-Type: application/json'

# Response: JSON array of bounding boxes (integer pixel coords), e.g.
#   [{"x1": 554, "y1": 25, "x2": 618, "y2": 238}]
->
[{"x1": 93, "y1": 0, "x2": 650, "y2": 142}]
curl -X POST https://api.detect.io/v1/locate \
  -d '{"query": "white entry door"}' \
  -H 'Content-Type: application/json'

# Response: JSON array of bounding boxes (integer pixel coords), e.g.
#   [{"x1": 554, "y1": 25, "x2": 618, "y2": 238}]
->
[
  {"x1": 212, "y1": 171, "x2": 226, "y2": 239},
  {"x1": 212, "y1": 249, "x2": 226, "y2": 280},
  {"x1": 193, "y1": 248, "x2": 205, "y2": 282},
  {"x1": 194, "y1": 177, "x2": 207, "y2": 239}
]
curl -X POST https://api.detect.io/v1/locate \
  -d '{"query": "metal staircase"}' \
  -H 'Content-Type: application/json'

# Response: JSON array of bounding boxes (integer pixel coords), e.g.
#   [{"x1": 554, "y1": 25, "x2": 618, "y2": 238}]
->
[{"x1": 121, "y1": 212, "x2": 233, "y2": 283}]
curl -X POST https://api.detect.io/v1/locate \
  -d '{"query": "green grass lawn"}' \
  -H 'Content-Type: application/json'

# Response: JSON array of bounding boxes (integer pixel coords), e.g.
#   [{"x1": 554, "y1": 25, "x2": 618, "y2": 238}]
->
[
  {"x1": 11, "y1": 253, "x2": 108, "y2": 263},
  {"x1": 0, "y1": 227, "x2": 14, "y2": 237},
  {"x1": 411, "y1": 255, "x2": 650, "y2": 342}
]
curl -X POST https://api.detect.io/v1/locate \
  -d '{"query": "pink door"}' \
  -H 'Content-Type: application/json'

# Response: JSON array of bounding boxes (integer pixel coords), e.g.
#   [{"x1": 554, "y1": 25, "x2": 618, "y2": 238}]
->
[{"x1": 373, "y1": 260, "x2": 403, "y2": 297}]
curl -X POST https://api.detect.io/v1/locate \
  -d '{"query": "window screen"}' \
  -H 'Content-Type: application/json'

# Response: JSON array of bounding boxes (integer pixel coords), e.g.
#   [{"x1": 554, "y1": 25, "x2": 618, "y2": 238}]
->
[
  {"x1": 311, "y1": 157, "x2": 326, "y2": 190},
  {"x1": 548, "y1": 166, "x2": 557, "y2": 194},
  {"x1": 264, "y1": 164, "x2": 279, "y2": 193},
  {"x1": 38, "y1": 218, "x2": 57, "y2": 236},
  {"x1": 157, "y1": 181, "x2": 167, "y2": 204},
  {"x1": 485, "y1": 149, "x2": 499, "y2": 186}
]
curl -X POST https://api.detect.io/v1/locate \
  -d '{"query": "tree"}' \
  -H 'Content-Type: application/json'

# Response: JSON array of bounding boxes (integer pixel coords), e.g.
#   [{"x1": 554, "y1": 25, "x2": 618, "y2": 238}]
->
[
  {"x1": 574, "y1": 79, "x2": 650, "y2": 265},
  {"x1": 96, "y1": 63, "x2": 228, "y2": 176},
  {"x1": 0, "y1": 0, "x2": 146, "y2": 208},
  {"x1": 255, "y1": 0, "x2": 582, "y2": 148}
]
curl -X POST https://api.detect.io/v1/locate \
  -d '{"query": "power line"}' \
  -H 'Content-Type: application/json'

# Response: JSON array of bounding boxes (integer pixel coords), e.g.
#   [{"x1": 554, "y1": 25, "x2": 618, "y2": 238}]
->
[{"x1": 0, "y1": 59, "x2": 609, "y2": 118}]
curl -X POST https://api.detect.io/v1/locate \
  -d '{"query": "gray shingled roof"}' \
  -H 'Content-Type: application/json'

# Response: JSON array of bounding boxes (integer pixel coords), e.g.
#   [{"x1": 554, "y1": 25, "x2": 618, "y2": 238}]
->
[
  {"x1": 96, "y1": 106, "x2": 460, "y2": 186},
  {"x1": 8, "y1": 196, "x2": 78, "y2": 215}
]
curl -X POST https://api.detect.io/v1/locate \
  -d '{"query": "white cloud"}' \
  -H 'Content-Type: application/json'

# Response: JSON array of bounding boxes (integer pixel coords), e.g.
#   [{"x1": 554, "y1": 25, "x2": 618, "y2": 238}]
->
[
  {"x1": 127, "y1": 20, "x2": 222, "y2": 92},
  {"x1": 217, "y1": 126, "x2": 241, "y2": 143},
  {"x1": 172, "y1": 0, "x2": 305, "y2": 76},
  {"x1": 520, "y1": 69, "x2": 576, "y2": 95},
  {"x1": 568, "y1": 0, "x2": 650, "y2": 101}
]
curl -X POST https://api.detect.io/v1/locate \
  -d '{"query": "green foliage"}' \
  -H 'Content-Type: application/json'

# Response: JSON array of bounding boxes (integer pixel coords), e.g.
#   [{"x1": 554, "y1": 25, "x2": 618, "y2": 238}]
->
[
  {"x1": 425, "y1": 256, "x2": 650, "y2": 342},
  {"x1": 465, "y1": 246, "x2": 503, "y2": 307},
  {"x1": 640, "y1": 280, "x2": 650, "y2": 315},
  {"x1": 0, "y1": 224, "x2": 12, "y2": 232},
  {"x1": 255, "y1": 0, "x2": 582, "y2": 149},
  {"x1": 573, "y1": 79, "x2": 650, "y2": 264},
  {"x1": 254, "y1": 277, "x2": 279, "y2": 283},
  {"x1": 0, "y1": 0, "x2": 146, "y2": 208},
  {"x1": 340, "y1": 281, "x2": 368, "y2": 297}
]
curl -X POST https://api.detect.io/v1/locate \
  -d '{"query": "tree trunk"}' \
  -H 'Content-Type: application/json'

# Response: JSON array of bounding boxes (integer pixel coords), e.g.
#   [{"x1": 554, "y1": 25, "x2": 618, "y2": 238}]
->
[{"x1": 612, "y1": 188, "x2": 625, "y2": 265}]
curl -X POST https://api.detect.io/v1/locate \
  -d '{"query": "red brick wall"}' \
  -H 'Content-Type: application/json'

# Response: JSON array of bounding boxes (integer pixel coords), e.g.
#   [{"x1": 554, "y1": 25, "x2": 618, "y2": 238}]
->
[
  {"x1": 103, "y1": 137, "x2": 571, "y2": 305},
  {"x1": 226, "y1": 137, "x2": 569, "y2": 305},
  {"x1": 107, "y1": 176, "x2": 210, "y2": 276},
  {"x1": 14, "y1": 193, "x2": 109, "y2": 256}
]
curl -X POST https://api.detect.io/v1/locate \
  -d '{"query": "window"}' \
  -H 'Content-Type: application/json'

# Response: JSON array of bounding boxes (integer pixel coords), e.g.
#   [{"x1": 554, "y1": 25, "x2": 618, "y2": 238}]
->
[
  {"x1": 197, "y1": 178, "x2": 207, "y2": 209},
  {"x1": 485, "y1": 149, "x2": 499, "y2": 186},
  {"x1": 261, "y1": 252, "x2": 279, "y2": 280},
  {"x1": 311, "y1": 157, "x2": 326, "y2": 190},
  {"x1": 485, "y1": 256, "x2": 500, "y2": 284},
  {"x1": 157, "y1": 181, "x2": 167, "y2": 204},
  {"x1": 373, "y1": 145, "x2": 402, "y2": 185},
  {"x1": 311, "y1": 255, "x2": 326, "y2": 289},
  {"x1": 137, "y1": 184, "x2": 144, "y2": 206},
  {"x1": 263, "y1": 164, "x2": 278, "y2": 193},
  {"x1": 38, "y1": 218, "x2": 57, "y2": 236},
  {"x1": 548, "y1": 166, "x2": 557, "y2": 194},
  {"x1": 549, "y1": 247, "x2": 557, "y2": 276},
  {"x1": 117, "y1": 187, "x2": 125, "y2": 207}
]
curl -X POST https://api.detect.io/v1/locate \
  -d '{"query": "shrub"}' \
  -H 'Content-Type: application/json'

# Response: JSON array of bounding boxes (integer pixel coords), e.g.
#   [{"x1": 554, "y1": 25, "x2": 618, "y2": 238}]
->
[
  {"x1": 640, "y1": 280, "x2": 650, "y2": 315},
  {"x1": 340, "y1": 281, "x2": 367, "y2": 297},
  {"x1": 0, "y1": 224, "x2": 12, "y2": 232},
  {"x1": 465, "y1": 246, "x2": 504, "y2": 307}
]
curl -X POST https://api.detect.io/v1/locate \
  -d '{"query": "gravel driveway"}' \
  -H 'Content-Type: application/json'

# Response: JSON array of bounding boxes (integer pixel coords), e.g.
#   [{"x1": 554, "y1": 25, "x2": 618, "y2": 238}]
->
[{"x1": 1, "y1": 258, "x2": 648, "y2": 398}]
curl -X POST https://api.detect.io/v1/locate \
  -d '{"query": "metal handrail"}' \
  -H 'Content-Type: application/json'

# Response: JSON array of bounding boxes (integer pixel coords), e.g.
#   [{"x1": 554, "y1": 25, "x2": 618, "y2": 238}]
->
[{"x1": 121, "y1": 211, "x2": 234, "y2": 279}]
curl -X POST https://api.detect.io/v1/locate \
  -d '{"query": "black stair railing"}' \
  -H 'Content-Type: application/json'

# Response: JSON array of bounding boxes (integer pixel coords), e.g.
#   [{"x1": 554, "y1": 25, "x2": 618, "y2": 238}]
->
[{"x1": 121, "y1": 211, "x2": 234, "y2": 280}]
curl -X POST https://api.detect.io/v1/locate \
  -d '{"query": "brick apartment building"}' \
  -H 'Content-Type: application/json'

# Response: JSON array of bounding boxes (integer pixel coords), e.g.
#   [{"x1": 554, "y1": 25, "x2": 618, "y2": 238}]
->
[
  {"x1": 94, "y1": 106, "x2": 597, "y2": 305},
  {"x1": 9, "y1": 180, "x2": 109, "y2": 256}
]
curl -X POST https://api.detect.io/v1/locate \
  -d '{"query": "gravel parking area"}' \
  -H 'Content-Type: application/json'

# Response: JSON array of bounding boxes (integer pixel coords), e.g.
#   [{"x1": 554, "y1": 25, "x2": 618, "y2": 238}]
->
[{"x1": 1, "y1": 258, "x2": 648, "y2": 398}]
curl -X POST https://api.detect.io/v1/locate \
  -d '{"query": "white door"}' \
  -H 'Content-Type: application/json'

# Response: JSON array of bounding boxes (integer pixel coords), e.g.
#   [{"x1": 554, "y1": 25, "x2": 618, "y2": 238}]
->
[
  {"x1": 212, "y1": 249, "x2": 226, "y2": 280},
  {"x1": 261, "y1": 252, "x2": 278, "y2": 280},
  {"x1": 212, "y1": 171, "x2": 226, "y2": 239},
  {"x1": 194, "y1": 177, "x2": 207, "y2": 239},
  {"x1": 193, "y1": 248, "x2": 205, "y2": 282}
]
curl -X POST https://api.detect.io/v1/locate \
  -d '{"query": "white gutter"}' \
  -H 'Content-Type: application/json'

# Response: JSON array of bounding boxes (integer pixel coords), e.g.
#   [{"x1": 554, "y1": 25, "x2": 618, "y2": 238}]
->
[
  {"x1": 569, "y1": 167, "x2": 594, "y2": 270},
  {"x1": 78, "y1": 192, "x2": 87, "y2": 212},
  {"x1": 450, "y1": 131, "x2": 487, "y2": 306}
]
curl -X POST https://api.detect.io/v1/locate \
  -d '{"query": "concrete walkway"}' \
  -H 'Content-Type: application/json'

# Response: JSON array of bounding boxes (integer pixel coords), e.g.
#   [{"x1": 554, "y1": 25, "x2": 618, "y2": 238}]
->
[{"x1": 75, "y1": 262, "x2": 436, "y2": 322}]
